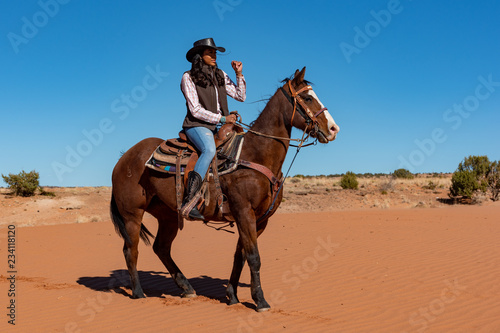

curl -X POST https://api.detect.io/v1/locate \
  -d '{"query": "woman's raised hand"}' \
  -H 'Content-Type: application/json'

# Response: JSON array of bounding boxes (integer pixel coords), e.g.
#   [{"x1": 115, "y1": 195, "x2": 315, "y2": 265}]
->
[{"x1": 231, "y1": 61, "x2": 243, "y2": 76}]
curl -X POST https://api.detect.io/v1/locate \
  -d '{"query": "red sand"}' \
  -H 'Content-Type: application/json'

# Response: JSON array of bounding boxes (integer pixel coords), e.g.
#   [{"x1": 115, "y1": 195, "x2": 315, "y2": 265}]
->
[{"x1": 1, "y1": 203, "x2": 499, "y2": 332}]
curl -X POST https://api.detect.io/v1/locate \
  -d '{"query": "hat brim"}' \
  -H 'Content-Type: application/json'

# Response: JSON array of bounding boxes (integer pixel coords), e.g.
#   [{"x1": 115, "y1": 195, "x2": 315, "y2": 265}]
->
[{"x1": 186, "y1": 45, "x2": 225, "y2": 62}]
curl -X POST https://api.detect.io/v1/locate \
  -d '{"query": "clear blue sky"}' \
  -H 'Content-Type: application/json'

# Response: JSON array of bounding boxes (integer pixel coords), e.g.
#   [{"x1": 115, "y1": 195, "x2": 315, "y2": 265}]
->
[{"x1": 1, "y1": 0, "x2": 499, "y2": 186}]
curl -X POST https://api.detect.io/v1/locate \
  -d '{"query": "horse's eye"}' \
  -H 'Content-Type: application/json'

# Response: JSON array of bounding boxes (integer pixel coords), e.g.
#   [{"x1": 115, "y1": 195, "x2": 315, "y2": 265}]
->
[{"x1": 304, "y1": 97, "x2": 312, "y2": 102}]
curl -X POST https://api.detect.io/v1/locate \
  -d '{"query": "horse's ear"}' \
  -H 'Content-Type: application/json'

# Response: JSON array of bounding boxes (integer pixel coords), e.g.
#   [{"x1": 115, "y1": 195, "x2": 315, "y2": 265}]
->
[{"x1": 292, "y1": 67, "x2": 306, "y2": 85}]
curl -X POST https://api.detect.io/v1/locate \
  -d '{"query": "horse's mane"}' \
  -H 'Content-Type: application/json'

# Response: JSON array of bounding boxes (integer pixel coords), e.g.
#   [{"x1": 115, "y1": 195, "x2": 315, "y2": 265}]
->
[
  {"x1": 249, "y1": 97, "x2": 272, "y2": 127},
  {"x1": 248, "y1": 77, "x2": 313, "y2": 127},
  {"x1": 280, "y1": 77, "x2": 313, "y2": 86}
]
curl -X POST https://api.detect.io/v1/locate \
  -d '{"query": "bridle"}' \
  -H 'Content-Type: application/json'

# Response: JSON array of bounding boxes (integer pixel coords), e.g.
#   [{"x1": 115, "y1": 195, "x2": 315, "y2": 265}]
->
[
  {"x1": 233, "y1": 80, "x2": 330, "y2": 223},
  {"x1": 236, "y1": 79, "x2": 328, "y2": 147},
  {"x1": 280, "y1": 80, "x2": 328, "y2": 130}
]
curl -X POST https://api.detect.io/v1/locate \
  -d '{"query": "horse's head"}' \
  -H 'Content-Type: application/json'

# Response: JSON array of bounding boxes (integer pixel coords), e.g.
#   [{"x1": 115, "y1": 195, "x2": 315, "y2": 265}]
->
[{"x1": 282, "y1": 67, "x2": 340, "y2": 143}]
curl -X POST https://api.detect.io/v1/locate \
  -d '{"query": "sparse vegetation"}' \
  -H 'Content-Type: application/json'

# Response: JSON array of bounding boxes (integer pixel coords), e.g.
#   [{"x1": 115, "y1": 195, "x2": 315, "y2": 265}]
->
[
  {"x1": 423, "y1": 181, "x2": 437, "y2": 190},
  {"x1": 487, "y1": 161, "x2": 500, "y2": 201},
  {"x1": 340, "y1": 171, "x2": 359, "y2": 190},
  {"x1": 379, "y1": 179, "x2": 395, "y2": 193},
  {"x1": 40, "y1": 188, "x2": 56, "y2": 197},
  {"x1": 449, "y1": 156, "x2": 489, "y2": 199},
  {"x1": 393, "y1": 168, "x2": 414, "y2": 179},
  {"x1": 2, "y1": 170, "x2": 40, "y2": 197},
  {"x1": 449, "y1": 155, "x2": 499, "y2": 202}
]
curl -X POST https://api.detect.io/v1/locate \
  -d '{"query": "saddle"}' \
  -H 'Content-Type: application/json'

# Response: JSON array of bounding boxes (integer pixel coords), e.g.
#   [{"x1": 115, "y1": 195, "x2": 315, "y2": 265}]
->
[
  {"x1": 145, "y1": 123, "x2": 245, "y2": 228},
  {"x1": 145, "y1": 123, "x2": 245, "y2": 184}
]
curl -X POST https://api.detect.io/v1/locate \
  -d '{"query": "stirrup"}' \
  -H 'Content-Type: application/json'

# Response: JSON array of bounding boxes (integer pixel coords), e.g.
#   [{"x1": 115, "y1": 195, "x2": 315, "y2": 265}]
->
[
  {"x1": 187, "y1": 206, "x2": 204, "y2": 220},
  {"x1": 180, "y1": 189, "x2": 204, "y2": 219},
  {"x1": 181, "y1": 197, "x2": 204, "y2": 220}
]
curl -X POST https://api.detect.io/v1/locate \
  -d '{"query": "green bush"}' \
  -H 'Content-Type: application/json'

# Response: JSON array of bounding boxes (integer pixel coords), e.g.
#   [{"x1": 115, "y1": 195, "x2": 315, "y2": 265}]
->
[
  {"x1": 340, "y1": 171, "x2": 358, "y2": 190},
  {"x1": 457, "y1": 155, "x2": 491, "y2": 178},
  {"x1": 449, "y1": 156, "x2": 490, "y2": 199},
  {"x1": 2, "y1": 170, "x2": 40, "y2": 197},
  {"x1": 392, "y1": 168, "x2": 414, "y2": 179},
  {"x1": 423, "y1": 181, "x2": 437, "y2": 190},
  {"x1": 487, "y1": 161, "x2": 500, "y2": 201},
  {"x1": 449, "y1": 170, "x2": 479, "y2": 198}
]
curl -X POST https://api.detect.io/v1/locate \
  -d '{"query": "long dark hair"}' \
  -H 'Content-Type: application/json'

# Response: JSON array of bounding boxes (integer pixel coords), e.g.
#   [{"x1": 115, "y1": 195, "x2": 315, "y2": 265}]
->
[{"x1": 190, "y1": 51, "x2": 225, "y2": 88}]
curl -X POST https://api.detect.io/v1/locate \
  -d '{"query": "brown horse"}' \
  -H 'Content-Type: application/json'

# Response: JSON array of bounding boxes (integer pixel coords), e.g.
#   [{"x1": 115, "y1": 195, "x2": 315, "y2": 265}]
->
[{"x1": 110, "y1": 67, "x2": 339, "y2": 311}]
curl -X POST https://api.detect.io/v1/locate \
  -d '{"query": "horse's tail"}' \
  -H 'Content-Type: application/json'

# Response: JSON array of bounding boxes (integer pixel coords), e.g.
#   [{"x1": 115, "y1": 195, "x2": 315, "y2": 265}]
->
[{"x1": 110, "y1": 194, "x2": 154, "y2": 246}]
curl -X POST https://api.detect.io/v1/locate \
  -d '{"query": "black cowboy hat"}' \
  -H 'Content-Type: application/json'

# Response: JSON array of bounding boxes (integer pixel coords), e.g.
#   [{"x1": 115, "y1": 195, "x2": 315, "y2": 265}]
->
[{"x1": 186, "y1": 38, "x2": 225, "y2": 62}]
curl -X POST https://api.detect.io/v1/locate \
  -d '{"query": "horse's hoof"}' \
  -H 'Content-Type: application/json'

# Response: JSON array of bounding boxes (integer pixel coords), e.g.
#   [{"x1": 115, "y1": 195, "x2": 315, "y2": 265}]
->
[
  {"x1": 227, "y1": 298, "x2": 240, "y2": 305},
  {"x1": 181, "y1": 292, "x2": 197, "y2": 298},
  {"x1": 257, "y1": 306, "x2": 271, "y2": 312},
  {"x1": 226, "y1": 293, "x2": 240, "y2": 305}
]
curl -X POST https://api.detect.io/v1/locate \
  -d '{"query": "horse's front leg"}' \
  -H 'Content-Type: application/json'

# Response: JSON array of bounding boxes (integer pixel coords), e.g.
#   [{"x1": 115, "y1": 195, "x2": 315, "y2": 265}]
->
[
  {"x1": 226, "y1": 238, "x2": 245, "y2": 305},
  {"x1": 235, "y1": 214, "x2": 270, "y2": 312},
  {"x1": 227, "y1": 219, "x2": 269, "y2": 306}
]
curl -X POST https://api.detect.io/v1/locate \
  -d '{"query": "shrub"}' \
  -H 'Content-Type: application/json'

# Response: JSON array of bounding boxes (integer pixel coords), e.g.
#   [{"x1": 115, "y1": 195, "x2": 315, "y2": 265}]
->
[
  {"x1": 340, "y1": 171, "x2": 358, "y2": 190},
  {"x1": 393, "y1": 168, "x2": 414, "y2": 179},
  {"x1": 2, "y1": 170, "x2": 40, "y2": 197},
  {"x1": 458, "y1": 155, "x2": 491, "y2": 178},
  {"x1": 423, "y1": 181, "x2": 437, "y2": 190},
  {"x1": 449, "y1": 170, "x2": 478, "y2": 198},
  {"x1": 40, "y1": 188, "x2": 56, "y2": 197},
  {"x1": 379, "y1": 178, "x2": 395, "y2": 193},
  {"x1": 487, "y1": 161, "x2": 500, "y2": 201},
  {"x1": 449, "y1": 156, "x2": 490, "y2": 199}
]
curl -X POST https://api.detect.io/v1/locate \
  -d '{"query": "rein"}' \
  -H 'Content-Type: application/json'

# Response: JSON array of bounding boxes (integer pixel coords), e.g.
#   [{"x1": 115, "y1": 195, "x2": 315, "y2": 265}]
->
[{"x1": 236, "y1": 120, "x2": 317, "y2": 148}]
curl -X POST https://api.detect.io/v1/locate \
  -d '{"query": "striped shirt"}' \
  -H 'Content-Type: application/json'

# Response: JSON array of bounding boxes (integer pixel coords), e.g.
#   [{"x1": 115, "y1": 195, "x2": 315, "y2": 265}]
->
[{"x1": 181, "y1": 70, "x2": 246, "y2": 124}]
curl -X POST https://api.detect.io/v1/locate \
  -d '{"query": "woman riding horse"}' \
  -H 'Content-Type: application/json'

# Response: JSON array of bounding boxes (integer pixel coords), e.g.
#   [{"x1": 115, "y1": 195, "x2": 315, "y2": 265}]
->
[
  {"x1": 111, "y1": 65, "x2": 339, "y2": 312},
  {"x1": 180, "y1": 37, "x2": 246, "y2": 220}
]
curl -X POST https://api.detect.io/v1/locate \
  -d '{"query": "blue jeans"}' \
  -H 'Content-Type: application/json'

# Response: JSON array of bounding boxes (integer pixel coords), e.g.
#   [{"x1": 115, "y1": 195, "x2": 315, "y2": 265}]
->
[{"x1": 184, "y1": 126, "x2": 216, "y2": 179}]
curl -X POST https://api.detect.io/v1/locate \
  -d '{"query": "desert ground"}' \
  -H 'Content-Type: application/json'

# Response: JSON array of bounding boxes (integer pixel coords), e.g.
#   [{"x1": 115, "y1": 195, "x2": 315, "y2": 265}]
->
[{"x1": 1, "y1": 175, "x2": 499, "y2": 332}]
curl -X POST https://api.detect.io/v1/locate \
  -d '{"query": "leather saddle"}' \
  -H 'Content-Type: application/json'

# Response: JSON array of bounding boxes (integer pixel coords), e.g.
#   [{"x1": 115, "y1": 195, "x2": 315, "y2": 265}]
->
[{"x1": 145, "y1": 123, "x2": 245, "y2": 185}]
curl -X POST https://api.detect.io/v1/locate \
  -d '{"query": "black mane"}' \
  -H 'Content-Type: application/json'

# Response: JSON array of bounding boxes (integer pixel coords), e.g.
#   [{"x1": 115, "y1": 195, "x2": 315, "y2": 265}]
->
[{"x1": 280, "y1": 77, "x2": 313, "y2": 86}]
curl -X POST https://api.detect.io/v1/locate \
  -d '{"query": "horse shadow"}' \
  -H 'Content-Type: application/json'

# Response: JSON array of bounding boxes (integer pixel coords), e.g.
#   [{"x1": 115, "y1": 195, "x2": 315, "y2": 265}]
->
[{"x1": 77, "y1": 270, "x2": 251, "y2": 306}]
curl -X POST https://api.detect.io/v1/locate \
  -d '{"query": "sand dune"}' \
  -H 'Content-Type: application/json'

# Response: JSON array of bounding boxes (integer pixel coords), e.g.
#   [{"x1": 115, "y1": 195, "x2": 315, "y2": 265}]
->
[{"x1": 1, "y1": 203, "x2": 499, "y2": 332}]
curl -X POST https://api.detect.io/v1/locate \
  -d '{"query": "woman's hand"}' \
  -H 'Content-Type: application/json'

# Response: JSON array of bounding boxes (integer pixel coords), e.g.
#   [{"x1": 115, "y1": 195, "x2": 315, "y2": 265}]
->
[
  {"x1": 226, "y1": 114, "x2": 237, "y2": 124},
  {"x1": 231, "y1": 61, "x2": 243, "y2": 76}
]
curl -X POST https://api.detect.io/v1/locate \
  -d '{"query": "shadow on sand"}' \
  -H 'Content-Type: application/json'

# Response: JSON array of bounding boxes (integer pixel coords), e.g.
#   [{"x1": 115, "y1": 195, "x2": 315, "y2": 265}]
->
[{"x1": 77, "y1": 270, "x2": 252, "y2": 307}]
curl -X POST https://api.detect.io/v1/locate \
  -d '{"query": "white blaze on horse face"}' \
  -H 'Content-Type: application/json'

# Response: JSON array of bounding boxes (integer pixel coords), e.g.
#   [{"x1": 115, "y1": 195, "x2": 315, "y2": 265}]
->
[{"x1": 307, "y1": 90, "x2": 340, "y2": 141}]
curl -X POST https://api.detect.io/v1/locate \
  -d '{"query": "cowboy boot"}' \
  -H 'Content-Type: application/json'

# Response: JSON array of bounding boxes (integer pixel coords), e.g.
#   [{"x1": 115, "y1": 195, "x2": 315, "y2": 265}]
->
[{"x1": 181, "y1": 171, "x2": 205, "y2": 220}]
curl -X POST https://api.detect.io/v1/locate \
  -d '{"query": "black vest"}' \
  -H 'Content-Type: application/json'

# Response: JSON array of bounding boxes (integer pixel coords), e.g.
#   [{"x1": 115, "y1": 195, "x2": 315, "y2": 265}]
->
[{"x1": 182, "y1": 67, "x2": 229, "y2": 131}]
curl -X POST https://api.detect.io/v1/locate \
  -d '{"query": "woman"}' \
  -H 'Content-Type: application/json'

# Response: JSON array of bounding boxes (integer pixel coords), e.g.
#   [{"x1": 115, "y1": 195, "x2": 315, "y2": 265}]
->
[{"x1": 180, "y1": 38, "x2": 246, "y2": 220}]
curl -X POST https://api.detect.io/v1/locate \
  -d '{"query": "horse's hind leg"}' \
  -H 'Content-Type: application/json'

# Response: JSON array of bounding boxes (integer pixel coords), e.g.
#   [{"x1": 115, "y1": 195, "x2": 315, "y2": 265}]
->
[
  {"x1": 153, "y1": 213, "x2": 196, "y2": 298},
  {"x1": 122, "y1": 212, "x2": 147, "y2": 299}
]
